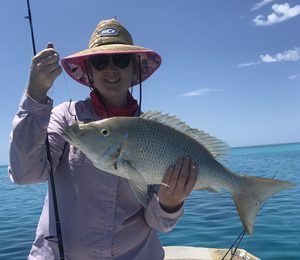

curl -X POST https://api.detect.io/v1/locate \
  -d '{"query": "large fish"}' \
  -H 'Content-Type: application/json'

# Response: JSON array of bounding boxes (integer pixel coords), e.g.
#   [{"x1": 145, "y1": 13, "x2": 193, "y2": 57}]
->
[{"x1": 62, "y1": 111, "x2": 295, "y2": 235}]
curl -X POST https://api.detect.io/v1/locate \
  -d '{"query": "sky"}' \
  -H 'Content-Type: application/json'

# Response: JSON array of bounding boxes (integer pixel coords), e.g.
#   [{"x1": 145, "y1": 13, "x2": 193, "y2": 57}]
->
[{"x1": 0, "y1": 0, "x2": 299, "y2": 164}]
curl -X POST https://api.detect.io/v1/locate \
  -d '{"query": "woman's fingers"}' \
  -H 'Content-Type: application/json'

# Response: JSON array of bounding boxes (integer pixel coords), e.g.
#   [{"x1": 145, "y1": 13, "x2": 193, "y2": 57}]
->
[
  {"x1": 167, "y1": 159, "x2": 183, "y2": 189},
  {"x1": 158, "y1": 158, "x2": 197, "y2": 211},
  {"x1": 175, "y1": 158, "x2": 192, "y2": 191},
  {"x1": 50, "y1": 65, "x2": 63, "y2": 79},
  {"x1": 161, "y1": 166, "x2": 173, "y2": 187},
  {"x1": 34, "y1": 53, "x2": 60, "y2": 70},
  {"x1": 184, "y1": 161, "x2": 197, "y2": 194},
  {"x1": 162, "y1": 158, "x2": 197, "y2": 192},
  {"x1": 27, "y1": 42, "x2": 62, "y2": 103}
]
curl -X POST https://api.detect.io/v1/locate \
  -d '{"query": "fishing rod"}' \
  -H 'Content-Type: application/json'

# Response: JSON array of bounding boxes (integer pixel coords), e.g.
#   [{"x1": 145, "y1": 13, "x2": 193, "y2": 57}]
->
[
  {"x1": 24, "y1": 1, "x2": 65, "y2": 259},
  {"x1": 25, "y1": 0, "x2": 36, "y2": 55},
  {"x1": 221, "y1": 229, "x2": 246, "y2": 260}
]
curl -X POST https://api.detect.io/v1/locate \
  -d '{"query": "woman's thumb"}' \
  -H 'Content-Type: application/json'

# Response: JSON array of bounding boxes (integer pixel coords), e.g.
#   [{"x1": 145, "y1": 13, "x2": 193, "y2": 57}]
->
[{"x1": 47, "y1": 42, "x2": 54, "y2": 49}]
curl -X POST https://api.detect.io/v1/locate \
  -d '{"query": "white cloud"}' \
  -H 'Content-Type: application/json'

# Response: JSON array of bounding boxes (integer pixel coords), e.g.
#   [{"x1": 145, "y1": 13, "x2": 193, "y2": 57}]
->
[
  {"x1": 238, "y1": 48, "x2": 300, "y2": 68},
  {"x1": 253, "y1": 3, "x2": 300, "y2": 26},
  {"x1": 288, "y1": 73, "x2": 300, "y2": 80},
  {"x1": 251, "y1": 0, "x2": 275, "y2": 11},
  {"x1": 260, "y1": 54, "x2": 277, "y2": 63},
  {"x1": 237, "y1": 62, "x2": 261, "y2": 67},
  {"x1": 181, "y1": 88, "x2": 223, "y2": 97},
  {"x1": 260, "y1": 47, "x2": 300, "y2": 63}
]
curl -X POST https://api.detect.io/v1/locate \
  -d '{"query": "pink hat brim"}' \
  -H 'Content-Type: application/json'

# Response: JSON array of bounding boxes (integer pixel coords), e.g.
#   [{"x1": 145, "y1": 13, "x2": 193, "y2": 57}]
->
[{"x1": 61, "y1": 46, "x2": 161, "y2": 87}]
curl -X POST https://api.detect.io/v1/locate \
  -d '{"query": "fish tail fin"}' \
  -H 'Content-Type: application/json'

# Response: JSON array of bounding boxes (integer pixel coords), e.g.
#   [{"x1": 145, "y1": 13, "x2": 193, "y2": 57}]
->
[{"x1": 232, "y1": 175, "x2": 295, "y2": 235}]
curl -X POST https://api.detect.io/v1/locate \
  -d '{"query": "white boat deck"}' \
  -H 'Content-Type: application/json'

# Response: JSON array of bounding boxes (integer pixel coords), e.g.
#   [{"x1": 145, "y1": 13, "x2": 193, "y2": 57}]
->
[{"x1": 163, "y1": 246, "x2": 260, "y2": 260}]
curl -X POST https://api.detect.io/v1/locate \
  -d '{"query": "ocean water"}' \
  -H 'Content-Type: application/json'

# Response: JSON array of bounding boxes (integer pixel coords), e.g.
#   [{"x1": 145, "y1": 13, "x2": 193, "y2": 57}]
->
[{"x1": 0, "y1": 143, "x2": 299, "y2": 259}]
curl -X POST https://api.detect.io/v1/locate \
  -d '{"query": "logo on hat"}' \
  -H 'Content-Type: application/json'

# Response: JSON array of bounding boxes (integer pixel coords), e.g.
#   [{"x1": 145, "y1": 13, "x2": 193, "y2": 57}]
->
[{"x1": 99, "y1": 28, "x2": 119, "y2": 36}]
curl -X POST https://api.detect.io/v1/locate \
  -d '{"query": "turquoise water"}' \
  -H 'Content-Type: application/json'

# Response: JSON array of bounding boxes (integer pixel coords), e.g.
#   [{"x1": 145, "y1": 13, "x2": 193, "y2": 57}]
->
[{"x1": 1, "y1": 143, "x2": 299, "y2": 259}]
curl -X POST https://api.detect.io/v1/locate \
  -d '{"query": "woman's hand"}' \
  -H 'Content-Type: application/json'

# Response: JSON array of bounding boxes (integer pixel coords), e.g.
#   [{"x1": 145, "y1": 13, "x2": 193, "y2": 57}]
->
[
  {"x1": 27, "y1": 42, "x2": 62, "y2": 103},
  {"x1": 158, "y1": 158, "x2": 197, "y2": 213}
]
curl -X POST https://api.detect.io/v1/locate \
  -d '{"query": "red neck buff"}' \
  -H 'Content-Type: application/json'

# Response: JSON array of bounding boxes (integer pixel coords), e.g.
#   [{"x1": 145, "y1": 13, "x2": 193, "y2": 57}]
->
[{"x1": 90, "y1": 90, "x2": 139, "y2": 118}]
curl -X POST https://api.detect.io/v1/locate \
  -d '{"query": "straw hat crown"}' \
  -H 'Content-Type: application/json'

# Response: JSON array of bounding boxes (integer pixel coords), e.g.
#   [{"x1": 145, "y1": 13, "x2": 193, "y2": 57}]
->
[{"x1": 89, "y1": 19, "x2": 133, "y2": 48}]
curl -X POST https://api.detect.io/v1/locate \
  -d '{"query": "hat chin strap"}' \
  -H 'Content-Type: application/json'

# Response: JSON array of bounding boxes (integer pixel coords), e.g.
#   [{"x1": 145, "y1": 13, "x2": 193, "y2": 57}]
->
[
  {"x1": 84, "y1": 58, "x2": 143, "y2": 118},
  {"x1": 137, "y1": 55, "x2": 142, "y2": 116}
]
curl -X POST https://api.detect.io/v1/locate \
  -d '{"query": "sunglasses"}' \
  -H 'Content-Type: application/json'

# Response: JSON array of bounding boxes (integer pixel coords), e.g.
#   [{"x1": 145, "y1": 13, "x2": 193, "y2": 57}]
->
[{"x1": 89, "y1": 54, "x2": 132, "y2": 71}]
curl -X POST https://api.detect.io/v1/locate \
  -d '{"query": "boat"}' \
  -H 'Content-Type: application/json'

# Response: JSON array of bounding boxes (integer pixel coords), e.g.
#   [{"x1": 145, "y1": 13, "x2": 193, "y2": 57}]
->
[{"x1": 163, "y1": 246, "x2": 260, "y2": 260}]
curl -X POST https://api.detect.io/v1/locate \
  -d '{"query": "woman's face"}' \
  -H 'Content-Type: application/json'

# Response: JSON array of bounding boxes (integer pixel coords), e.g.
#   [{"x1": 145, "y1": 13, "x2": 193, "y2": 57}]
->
[{"x1": 89, "y1": 54, "x2": 134, "y2": 107}]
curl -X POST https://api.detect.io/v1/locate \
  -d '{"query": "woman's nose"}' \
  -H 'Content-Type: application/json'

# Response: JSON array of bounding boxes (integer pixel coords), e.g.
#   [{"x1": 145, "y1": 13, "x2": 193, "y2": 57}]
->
[{"x1": 105, "y1": 57, "x2": 118, "y2": 71}]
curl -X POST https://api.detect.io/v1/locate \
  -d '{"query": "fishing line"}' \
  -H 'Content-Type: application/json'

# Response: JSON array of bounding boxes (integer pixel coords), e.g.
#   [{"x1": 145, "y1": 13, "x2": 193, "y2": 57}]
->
[
  {"x1": 24, "y1": 1, "x2": 65, "y2": 259},
  {"x1": 272, "y1": 171, "x2": 278, "y2": 179},
  {"x1": 221, "y1": 229, "x2": 246, "y2": 260},
  {"x1": 62, "y1": 70, "x2": 78, "y2": 122}
]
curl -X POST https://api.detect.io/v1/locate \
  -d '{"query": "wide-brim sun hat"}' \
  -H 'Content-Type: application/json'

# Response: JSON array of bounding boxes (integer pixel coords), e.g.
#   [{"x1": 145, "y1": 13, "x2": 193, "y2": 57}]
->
[{"x1": 61, "y1": 19, "x2": 161, "y2": 87}]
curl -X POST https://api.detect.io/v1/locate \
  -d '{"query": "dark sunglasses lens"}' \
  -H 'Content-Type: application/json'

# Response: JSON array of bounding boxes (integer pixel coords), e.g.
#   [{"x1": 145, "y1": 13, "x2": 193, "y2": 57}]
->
[
  {"x1": 113, "y1": 54, "x2": 131, "y2": 68},
  {"x1": 90, "y1": 55, "x2": 110, "y2": 71}
]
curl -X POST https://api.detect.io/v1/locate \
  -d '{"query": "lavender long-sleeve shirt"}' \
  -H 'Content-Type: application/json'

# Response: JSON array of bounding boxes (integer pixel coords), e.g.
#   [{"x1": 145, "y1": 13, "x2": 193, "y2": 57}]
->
[{"x1": 9, "y1": 94, "x2": 183, "y2": 260}]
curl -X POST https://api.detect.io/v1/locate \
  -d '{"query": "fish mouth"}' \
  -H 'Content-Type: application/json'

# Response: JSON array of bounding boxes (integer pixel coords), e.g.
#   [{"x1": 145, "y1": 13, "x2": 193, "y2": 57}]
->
[
  {"x1": 61, "y1": 131, "x2": 71, "y2": 143},
  {"x1": 61, "y1": 125, "x2": 79, "y2": 145},
  {"x1": 102, "y1": 145, "x2": 122, "y2": 170}
]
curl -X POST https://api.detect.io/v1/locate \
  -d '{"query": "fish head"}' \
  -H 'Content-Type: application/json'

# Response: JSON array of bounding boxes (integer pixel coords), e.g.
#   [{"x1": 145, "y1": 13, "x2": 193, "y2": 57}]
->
[{"x1": 62, "y1": 118, "x2": 129, "y2": 168}]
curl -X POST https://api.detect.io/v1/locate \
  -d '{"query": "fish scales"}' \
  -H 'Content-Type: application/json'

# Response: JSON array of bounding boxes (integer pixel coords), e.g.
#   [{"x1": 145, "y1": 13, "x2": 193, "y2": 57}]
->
[
  {"x1": 124, "y1": 117, "x2": 235, "y2": 190},
  {"x1": 62, "y1": 111, "x2": 295, "y2": 235}
]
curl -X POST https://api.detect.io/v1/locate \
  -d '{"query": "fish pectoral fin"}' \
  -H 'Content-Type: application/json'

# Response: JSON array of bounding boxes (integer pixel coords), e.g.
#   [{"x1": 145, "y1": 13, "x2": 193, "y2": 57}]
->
[
  {"x1": 128, "y1": 180, "x2": 149, "y2": 209},
  {"x1": 118, "y1": 159, "x2": 149, "y2": 208},
  {"x1": 101, "y1": 143, "x2": 122, "y2": 166}
]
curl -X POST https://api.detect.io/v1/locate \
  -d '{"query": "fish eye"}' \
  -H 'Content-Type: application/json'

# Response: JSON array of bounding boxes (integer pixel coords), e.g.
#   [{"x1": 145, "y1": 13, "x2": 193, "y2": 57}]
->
[{"x1": 100, "y1": 128, "x2": 109, "y2": 136}]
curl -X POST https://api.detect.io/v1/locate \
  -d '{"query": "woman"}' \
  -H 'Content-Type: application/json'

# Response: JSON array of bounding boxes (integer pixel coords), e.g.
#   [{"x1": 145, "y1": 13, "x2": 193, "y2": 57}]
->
[{"x1": 9, "y1": 19, "x2": 197, "y2": 260}]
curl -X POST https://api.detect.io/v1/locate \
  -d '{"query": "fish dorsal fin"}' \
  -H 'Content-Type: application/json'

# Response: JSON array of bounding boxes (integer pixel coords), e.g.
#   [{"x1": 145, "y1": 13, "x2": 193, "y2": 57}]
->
[{"x1": 140, "y1": 111, "x2": 230, "y2": 158}]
